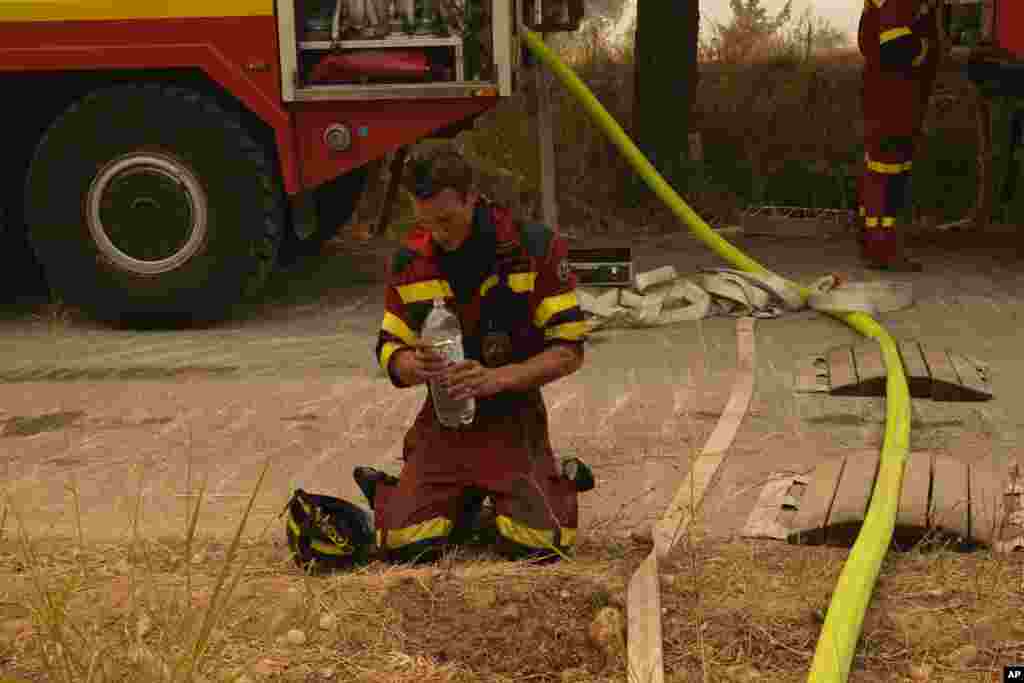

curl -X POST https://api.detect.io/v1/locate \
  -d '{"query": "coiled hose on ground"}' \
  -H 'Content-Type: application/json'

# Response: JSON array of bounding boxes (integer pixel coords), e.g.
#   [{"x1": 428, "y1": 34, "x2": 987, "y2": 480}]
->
[{"x1": 520, "y1": 28, "x2": 912, "y2": 682}]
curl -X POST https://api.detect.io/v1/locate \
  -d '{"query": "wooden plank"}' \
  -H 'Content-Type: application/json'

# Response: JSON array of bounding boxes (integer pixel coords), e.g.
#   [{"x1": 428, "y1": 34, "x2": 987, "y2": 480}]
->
[
  {"x1": 793, "y1": 356, "x2": 829, "y2": 393},
  {"x1": 788, "y1": 457, "x2": 845, "y2": 545},
  {"x1": 922, "y1": 347, "x2": 961, "y2": 401},
  {"x1": 897, "y1": 340, "x2": 932, "y2": 399},
  {"x1": 968, "y1": 462, "x2": 1004, "y2": 548},
  {"x1": 896, "y1": 450, "x2": 932, "y2": 535},
  {"x1": 825, "y1": 451, "x2": 879, "y2": 545},
  {"x1": 852, "y1": 343, "x2": 887, "y2": 397},
  {"x1": 827, "y1": 346, "x2": 859, "y2": 396},
  {"x1": 930, "y1": 455, "x2": 970, "y2": 540},
  {"x1": 948, "y1": 352, "x2": 993, "y2": 401}
]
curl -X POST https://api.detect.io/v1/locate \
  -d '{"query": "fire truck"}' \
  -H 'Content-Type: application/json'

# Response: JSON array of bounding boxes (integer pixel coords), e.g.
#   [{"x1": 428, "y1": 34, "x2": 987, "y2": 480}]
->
[{"x1": 0, "y1": 0, "x2": 581, "y2": 321}]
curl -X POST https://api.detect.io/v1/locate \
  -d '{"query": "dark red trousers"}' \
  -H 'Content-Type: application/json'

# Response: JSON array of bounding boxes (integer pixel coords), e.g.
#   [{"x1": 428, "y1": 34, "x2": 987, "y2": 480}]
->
[
  {"x1": 858, "y1": 0, "x2": 939, "y2": 264},
  {"x1": 374, "y1": 390, "x2": 578, "y2": 562}
]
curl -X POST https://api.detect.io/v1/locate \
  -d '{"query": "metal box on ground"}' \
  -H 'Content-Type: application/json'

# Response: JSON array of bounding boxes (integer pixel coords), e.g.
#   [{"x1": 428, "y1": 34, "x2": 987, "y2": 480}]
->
[{"x1": 567, "y1": 247, "x2": 632, "y2": 287}]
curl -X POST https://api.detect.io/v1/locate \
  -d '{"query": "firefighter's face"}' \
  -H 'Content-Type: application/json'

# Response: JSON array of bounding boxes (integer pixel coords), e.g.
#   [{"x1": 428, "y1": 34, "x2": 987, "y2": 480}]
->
[{"x1": 416, "y1": 188, "x2": 476, "y2": 251}]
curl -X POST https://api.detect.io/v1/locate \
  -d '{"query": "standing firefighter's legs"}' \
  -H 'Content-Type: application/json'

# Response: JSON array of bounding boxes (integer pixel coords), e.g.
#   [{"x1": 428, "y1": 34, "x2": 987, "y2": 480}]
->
[
  {"x1": 860, "y1": 69, "x2": 927, "y2": 270},
  {"x1": 857, "y1": 0, "x2": 939, "y2": 270}
]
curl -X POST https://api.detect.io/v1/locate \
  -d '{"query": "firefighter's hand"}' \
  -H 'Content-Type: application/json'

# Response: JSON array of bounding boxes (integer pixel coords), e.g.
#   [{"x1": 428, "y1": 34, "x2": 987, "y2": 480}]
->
[
  {"x1": 442, "y1": 360, "x2": 506, "y2": 401},
  {"x1": 393, "y1": 345, "x2": 451, "y2": 386}
]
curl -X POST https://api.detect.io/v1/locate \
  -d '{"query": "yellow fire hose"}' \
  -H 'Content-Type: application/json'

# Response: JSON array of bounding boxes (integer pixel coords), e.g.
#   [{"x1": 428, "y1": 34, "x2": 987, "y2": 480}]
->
[{"x1": 521, "y1": 29, "x2": 912, "y2": 682}]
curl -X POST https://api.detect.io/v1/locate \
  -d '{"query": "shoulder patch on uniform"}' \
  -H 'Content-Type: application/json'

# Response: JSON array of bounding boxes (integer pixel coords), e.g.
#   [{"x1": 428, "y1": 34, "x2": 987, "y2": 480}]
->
[
  {"x1": 519, "y1": 221, "x2": 554, "y2": 259},
  {"x1": 391, "y1": 247, "x2": 418, "y2": 276}
]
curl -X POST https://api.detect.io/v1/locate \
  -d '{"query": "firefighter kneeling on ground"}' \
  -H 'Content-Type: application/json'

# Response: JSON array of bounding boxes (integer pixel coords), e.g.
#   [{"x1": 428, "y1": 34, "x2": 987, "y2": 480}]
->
[
  {"x1": 858, "y1": 0, "x2": 939, "y2": 271},
  {"x1": 354, "y1": 146, "x2": 595, "y2": 565}
]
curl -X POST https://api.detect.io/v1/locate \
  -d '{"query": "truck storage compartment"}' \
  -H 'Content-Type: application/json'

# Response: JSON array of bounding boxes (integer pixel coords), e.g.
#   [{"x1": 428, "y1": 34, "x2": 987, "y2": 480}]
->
[{"x1": 279, "y1": 0, "x2": 583, "y2": 100}]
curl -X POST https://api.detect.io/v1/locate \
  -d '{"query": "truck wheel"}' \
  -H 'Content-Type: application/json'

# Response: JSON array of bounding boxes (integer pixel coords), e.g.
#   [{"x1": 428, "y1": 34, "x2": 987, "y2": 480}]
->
[
  {"x1": 279, "y1": 165, "x2": 369, "y2": 266},
  {"x1": 25, "y1": 84, "x2": 283, "y2": 322}
]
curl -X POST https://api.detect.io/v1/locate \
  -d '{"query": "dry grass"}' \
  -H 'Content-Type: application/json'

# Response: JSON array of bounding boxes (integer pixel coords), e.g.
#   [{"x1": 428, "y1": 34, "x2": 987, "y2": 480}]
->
[{"x1": 3, "y1": 398, "x2": 1024, "y2": 683}]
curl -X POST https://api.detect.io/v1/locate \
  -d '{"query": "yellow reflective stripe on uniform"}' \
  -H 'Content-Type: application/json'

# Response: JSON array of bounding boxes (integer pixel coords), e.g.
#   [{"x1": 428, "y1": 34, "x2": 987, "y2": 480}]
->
[
  {"x1": 867, "y1": 156, "x2": 912, "y2": 174},
  {"x1": 480, "y1": 274, "x2": 499, "y2": 297},
  {"x1": 859, "y1": 206, "x2": 866, "y2": 217},
  {"x1": 560, "y1": 527, "x2": 577, "y2": 548},
  {"x1": 544, "y1": 320, "x2": 589, "y2": 342},
  {"x1": 382, "y1": 311, "x2": 418, "y2": 346},
  {"x1": 534, "y1": 291, "x2": 579, "y2": 327},
  {"x1": 385, "y1": 516, "x2": 453, "y2": 549},
  {"x1": 287, "y1": 514, "x2": 301, "y2": 537},
  {"x1": 509, "y1": 272, "x2": 538, "y2": 293},
  {"x1": 913, "y1": 38, "x2": 930, "y2": 67},
  {"x1": 397, "y1": 279, "x2": 454, "y2": 303},
  {"x1": 880, "y1": 26, "x2": 912, "y2": 44},
  {"x1": 881, "y1": 216, "x2": 896, "y2": 228},
  {"x1": 310, "y1": 539, "x2": 352, "y2": 556},
  {"x1": 495, "y1": 515, "x2": 557, "y2": 550},
  {"x1": 865, "y1": 216, "x2": 880, "y2": 227},
  {"x1": 379, "y1": 341, "x2": 405, "y2": 372}
]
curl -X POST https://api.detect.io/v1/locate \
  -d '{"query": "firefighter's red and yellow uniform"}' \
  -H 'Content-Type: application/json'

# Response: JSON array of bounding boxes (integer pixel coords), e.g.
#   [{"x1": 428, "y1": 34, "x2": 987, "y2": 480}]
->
[
  {"x1": 372, "y1": 199, "x2": 588, "y2": 561},
  {"x1": 858, "y1": 0, "x2": 939, "y2": 266}
]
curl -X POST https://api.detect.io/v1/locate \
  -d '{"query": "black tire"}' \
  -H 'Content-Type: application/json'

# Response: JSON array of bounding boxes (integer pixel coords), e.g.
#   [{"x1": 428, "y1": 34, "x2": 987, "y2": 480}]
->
[
  {"x1": 0, "y1": 191, "x2": 48, "y2": 302},
  {"x1": 25, "y1": 83, "x2": 283, "y2": 322},
  {"x1": 279, "y1": 165, "x2": 369, "y2": 267}
]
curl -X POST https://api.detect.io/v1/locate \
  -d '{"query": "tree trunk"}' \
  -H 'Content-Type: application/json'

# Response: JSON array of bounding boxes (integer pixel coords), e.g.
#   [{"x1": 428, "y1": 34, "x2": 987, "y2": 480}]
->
[
  {"x1": 971, "y1": 84, "x2": 993, "y2": 230},
  {"x1": 633, "y1": 0, "x2": 700, "y2": 192}
]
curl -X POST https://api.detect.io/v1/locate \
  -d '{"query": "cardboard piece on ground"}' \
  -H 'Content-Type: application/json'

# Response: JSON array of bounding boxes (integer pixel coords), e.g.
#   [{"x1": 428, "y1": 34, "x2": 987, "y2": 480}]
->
[
  {"x1": 793, "y1": 356, "x2": 830, "y2": 393},
  {"x1": 827, "y1": 346, "x2": 858, "y2": 396},
  {"x1": 742, "y1": 476, "x2": 798, "y2": 540}
]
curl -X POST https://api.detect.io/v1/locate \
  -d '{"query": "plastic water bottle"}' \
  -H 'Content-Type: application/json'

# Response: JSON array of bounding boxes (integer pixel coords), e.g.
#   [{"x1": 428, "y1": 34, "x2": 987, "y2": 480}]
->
[{"x1": 421, "y1": 298, "x2": 475, "y2": 427}]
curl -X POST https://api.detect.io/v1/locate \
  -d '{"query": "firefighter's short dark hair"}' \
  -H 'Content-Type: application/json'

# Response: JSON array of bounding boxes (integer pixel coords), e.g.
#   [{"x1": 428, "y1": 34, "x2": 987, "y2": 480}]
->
[{"x1": 402, "y1": 145, "x2": 476, "y2": 200}]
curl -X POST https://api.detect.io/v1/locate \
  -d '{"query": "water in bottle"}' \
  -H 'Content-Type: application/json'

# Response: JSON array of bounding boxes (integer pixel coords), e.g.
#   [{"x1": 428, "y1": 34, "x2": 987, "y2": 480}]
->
[{"x1": 421, "y1": 298, "x2": 475, "y2": 427}]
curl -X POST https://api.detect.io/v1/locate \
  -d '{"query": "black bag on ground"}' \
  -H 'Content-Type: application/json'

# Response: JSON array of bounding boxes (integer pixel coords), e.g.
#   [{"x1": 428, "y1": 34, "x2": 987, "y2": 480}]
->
[{"x1": 284, "y1": 489, "x2": 375, "y2": 573}]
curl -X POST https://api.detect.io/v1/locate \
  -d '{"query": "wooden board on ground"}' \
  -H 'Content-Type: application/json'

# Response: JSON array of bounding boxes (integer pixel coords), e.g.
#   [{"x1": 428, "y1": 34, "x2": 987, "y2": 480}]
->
[
  {"x1": 827, "y1": 346, "x2": 858, "y2": 397},
  {"x1": 896, "y1": 450, "x2": 932, "y2": 538},
  {"x1": 788, "y1": 457, "x2": 844, "y2": 545},
  {"x1": 897, "y1": 340, "x2": 932, "y2": 399},
  {"x1": 922, "y1": 348, "x2": 962, "y2": 402},
  {"x1": 852, "y1": 344, "x2": 887, "y2": 397},
  {"x1": 948, "y1": 352, "x2": 993, "y2": 401},
  {"x1": 969, "y1": 462, "x2": 1004, "y2": 547},
  {"x1": 825, "y1": 451, "x2": 879, "y2": 545},
  {"x1": 930, "y1": 455, "x2": 970, "y2": 540}
]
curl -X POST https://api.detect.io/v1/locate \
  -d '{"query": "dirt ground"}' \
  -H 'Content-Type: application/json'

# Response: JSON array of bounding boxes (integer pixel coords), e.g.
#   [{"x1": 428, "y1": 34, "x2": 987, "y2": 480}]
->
[
  {"x1": 2, "y1": 225, "x2": 1020, "y2": 543},
  {"x1": 2, "y1": 223, "x2": 1024, "y2": 682}
]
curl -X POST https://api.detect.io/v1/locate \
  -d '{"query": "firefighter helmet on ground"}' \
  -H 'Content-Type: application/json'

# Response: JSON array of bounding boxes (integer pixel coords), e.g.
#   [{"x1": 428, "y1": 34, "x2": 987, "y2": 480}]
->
[{"x1": 284, "y1": 489, "x2": 375, "y2": 573}]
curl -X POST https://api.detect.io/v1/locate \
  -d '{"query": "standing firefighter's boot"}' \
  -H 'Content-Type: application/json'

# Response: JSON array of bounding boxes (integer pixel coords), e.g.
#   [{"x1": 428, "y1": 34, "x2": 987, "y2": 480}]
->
[{"x1": 861, "y1": 220, "x2": 923, "y2": 272}]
